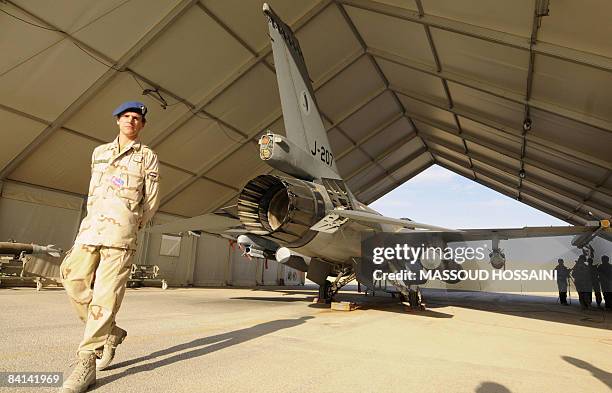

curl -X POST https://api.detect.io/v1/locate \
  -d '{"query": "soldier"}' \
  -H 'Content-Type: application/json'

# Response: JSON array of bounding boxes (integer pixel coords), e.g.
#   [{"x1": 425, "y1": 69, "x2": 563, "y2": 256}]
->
[
  {"x1": 554, "y1": 258, "x2": 570, "y2": 305},
  {"x1": 587, "y1": 255, "x2": 603, "y2": 309},
  {"x1": 59, "y1": 101, "x2": 160, "y2": 393},
  {"x1": 598, "y1": 255, "x2": 612, "y2": 310},
  {"x1": 571, "y1": 255, "x2": 592, "y2": 310}
]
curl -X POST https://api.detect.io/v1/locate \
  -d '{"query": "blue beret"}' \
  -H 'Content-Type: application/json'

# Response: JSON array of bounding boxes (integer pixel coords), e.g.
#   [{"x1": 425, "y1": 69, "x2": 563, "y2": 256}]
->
[{"x1": 112, "y1": 101, "x2": 148, "y2": 118}]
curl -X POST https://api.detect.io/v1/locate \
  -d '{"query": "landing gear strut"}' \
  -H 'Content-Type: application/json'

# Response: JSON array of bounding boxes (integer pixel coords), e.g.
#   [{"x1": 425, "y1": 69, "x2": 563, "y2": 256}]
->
[
  {"x1": 400, "y1": 288, "x2": 425, "y2": 310},
  {"x1": 317, "y1": 269, "x2": 356, "y2": 303},
  {"x1": 317, "y1": 280, "x2": 333, "y2": 303}
]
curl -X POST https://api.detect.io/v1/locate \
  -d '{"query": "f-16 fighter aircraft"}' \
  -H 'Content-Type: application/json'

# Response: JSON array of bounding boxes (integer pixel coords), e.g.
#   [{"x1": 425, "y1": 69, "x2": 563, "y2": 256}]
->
[{"x1": 149, "y1": 4, "x2": 611, "y2": 306}]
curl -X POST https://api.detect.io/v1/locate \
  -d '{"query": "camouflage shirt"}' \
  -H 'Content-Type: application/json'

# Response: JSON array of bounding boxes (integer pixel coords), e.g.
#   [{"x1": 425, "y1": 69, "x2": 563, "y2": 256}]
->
[{"x1": 75, "y1": 137, "x2": 160, "y2": 250}]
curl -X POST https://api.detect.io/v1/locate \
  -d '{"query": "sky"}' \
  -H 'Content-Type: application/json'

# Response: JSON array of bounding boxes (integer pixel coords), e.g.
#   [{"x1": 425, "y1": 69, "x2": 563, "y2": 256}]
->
[
  {"x1": 368, "y1": 165, "x2": 612, "y2": 264},
  {"x1": 369, "y1": 165, "x2": 568, "y2": 229}
]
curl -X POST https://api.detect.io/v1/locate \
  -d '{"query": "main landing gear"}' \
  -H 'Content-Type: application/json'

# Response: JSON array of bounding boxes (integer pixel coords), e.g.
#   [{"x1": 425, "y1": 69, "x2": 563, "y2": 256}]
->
[
  {"x1": 317, "y1": 280, "x2": 334, "y2": 303},
  {"x1": 400, "y1": 287, "x2": 425, "y2": 311},
  {"x1": 317, "y1": 270, "x2": 357, "y2": 303}
]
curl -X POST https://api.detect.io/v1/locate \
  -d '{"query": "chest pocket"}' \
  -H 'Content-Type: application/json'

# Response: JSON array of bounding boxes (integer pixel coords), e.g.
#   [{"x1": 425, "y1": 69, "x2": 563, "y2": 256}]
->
[
  {"x1": 117, "y1": 154, "x2": 145, "y2": 204},
  {"x1": 90, "y1": 162, "x2": 109, "y2": 196}
]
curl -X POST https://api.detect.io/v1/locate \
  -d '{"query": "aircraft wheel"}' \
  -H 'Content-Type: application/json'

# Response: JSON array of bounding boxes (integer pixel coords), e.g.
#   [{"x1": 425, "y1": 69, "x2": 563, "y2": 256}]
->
[
  {"x1": 36, "y1": 280, "x2": 43, "y2": 291},
  {"x1": 408, "y1": 289, "x2": 424, "y2": 310},
  {"x1": 318, "y1": 280, "x2": 333, "y2": 302},
  {"x1": 161, "y1": 280, "x2": 168, "y2": 290}
]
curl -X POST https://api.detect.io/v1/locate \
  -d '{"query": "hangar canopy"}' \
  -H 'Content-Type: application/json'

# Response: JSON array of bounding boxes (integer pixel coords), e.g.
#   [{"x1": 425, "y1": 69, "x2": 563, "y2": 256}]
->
[{"x1": 1, "y1": 0, "x2": 611, "y2": 225}]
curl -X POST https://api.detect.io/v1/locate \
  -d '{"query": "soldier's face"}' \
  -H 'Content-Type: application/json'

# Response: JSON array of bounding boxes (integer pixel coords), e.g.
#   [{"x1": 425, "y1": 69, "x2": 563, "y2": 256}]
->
[{"x1": 117, "y1": 111, "x2": 145, "y2": 138}]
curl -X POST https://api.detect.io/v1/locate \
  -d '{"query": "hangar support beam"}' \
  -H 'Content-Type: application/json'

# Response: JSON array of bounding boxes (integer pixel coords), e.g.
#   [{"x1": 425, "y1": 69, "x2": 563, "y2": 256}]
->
[
  {"x1": 518, "y1": 0, "x2": 548, "y2": 201},
  {"x1": 435, "y1": 160, "x2": 588, "y2": 225},
  {"x1": 210, "y1": 112, "x2": 422, "y2": 212},
  {"x1": 426, "y1": 138, "x2": 611, "y2": 216},
  {"x1": 340, "y1": 0, "x2": 612, "y2": 75},
  {"x1": 360, "y1": 153, "x2": 582, "y2": 225},
  {"x1": 0, "y1": 0, "x2": 199, "y2": 181},
  {"x1": 348, "y1": 146, "x2": 428, "y2": 192},
  {"x1": 413, "y1": 0, "x2": 476, "y2": 181},
  {"x1": 208, "y1": 108, "x2": 416, "y2": 214},
  {"x1": 369, "y1": 47, "x2": 612, "y2": 136},
  {"x1": 335, "y1": 112, "x2": 404, "y2": 161},
  {"x1": 433, "y1": 149, "x2": 595, "y2": 223},
  {"x1": 159, "y1": 1, "x2": 405, "y2": 210},
  {"x1": 390, "y1": 85, "x2": 612, "y2": 172},
  {"x1": 149, "y1": 0, "x2": 334, "y2": 148},
  {"x1": 407, "y1": 114, "x2": 612, "y2": 201},
  {"x1": 320, "y1": 109, "x2": 406, "y2": 190},
  {"x1": 357, "y1": 158, "x2": 433, "y2": 203},
  {"x1": 575, "y1": 170, "x2": 612, "y2": 217},
  {"x1": 429, "y1": 144, "x2": 608, "y2": 220},
  {"x1": 408, "y1": 112, "x2": 612, "y2": 207},
  {"x1": 0, "y1": 103, "x2": 50, "y2": 127},
  {"x1": 326, "y1": 87, "x2": 388, "y2": 130},
  {"x1": 335, "y1": 0, "x2": 436, "y2": 170},
  {"x1": 345, "y1": 135, "x2": 423, "y2": 182},
  {"x1": 158, "y1": 49, "x2": 370, "y2": 208}
]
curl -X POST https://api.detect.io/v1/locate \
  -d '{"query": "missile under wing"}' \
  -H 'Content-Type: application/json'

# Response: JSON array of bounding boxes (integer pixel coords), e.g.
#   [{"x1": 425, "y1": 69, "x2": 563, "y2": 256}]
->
[{"x1": 0, "y1": 242, "x2": 62, "y2": 258}]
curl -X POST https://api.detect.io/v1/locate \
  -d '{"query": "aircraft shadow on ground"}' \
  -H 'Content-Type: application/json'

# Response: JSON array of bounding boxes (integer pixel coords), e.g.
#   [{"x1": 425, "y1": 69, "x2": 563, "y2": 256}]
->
[
  {"x1": 421, "y1": 289, "x2": 612, "y2": 331},
  {"x1": 232, "y1": 296, "x2": 316, "y2": 303},
  {"x1": 93, "y1": 316, "x2": 313, "y2": 389},
  {"x1": 233, "y1": 286, "x2": 610, "y2": 326},
  {"x1": 330, "y1": 291, "x2": 454, "y2": 318},
  {"x1": 474, "y1": 381, "x2": 512, "y2": 393},
  {"x1": 562, "y1": 355, "x2": 612, "y2": 390},
  {"x1": 232, "y1": 288, "x2": 454, "y2": 318}
]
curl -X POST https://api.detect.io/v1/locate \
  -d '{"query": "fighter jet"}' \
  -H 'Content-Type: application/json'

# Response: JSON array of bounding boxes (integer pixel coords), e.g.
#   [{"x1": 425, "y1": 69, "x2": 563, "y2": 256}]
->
[{"x1": 149, "y1": 4, "x2": 612, "y2": 306}]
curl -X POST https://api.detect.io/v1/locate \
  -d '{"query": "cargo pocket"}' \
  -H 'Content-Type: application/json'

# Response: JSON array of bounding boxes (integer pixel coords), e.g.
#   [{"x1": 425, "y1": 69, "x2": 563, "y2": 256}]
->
[
  {"x1": 119, "y1": 188, "x2": 140, "y2": 212},
  {"x1": 59, "y1": 246, "x2": 75, "y2": 280}
]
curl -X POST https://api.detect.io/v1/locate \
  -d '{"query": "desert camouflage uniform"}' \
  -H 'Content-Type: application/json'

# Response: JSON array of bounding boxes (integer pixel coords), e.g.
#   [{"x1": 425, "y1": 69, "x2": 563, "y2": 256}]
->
[{"x1": 61, "y1": 137, "x2": 159, "y2": 353}]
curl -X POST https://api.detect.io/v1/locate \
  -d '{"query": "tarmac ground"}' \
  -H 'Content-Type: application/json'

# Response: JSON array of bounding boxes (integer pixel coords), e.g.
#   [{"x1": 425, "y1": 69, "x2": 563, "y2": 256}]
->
[{"x1": 1, "y1": 285, "x2": 611, "y2": 393}]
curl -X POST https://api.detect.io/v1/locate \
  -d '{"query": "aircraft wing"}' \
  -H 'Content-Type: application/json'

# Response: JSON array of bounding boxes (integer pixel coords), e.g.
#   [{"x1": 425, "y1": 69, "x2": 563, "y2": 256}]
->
[
  {"x1": 332, "y1": 209, "x2": 460, "y2": 232},
  {"x1": 312, "y1": 209, "x2": 612, "y2": 243},
  {"x1": 146, "y1": 213, "x2": 244, "y2": 238},
  {"x1": 438, "y1": 225, "x2": 611, "y2": 243}
]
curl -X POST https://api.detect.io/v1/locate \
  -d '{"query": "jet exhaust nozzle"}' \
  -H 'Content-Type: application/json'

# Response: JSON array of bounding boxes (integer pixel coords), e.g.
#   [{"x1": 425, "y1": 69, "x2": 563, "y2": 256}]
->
[{"x1": 237, "y1": 175, "x2": 326, "y2": 248}]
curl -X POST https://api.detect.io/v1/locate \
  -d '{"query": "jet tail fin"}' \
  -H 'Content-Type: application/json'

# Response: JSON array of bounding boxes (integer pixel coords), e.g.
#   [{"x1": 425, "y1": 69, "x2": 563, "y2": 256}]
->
[{"x1": 263, "y1": 3, "x2": 341, "y2": 180}]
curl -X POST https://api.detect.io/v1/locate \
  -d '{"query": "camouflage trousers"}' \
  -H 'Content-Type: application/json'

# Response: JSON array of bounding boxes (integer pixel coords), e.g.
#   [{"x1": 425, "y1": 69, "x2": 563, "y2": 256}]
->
[{"x1": 60, "y1": 244, "x2": 134, "y2": 353}]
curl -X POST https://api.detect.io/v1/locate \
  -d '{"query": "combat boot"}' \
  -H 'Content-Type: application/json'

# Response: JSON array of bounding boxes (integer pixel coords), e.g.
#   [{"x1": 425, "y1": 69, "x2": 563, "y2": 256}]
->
[
  {"x1": 96, "y1": 326, "x2": 127, "y2": 371},
  {"x1": 60, "y1": 351, "x2": 96, "y2": 393}
]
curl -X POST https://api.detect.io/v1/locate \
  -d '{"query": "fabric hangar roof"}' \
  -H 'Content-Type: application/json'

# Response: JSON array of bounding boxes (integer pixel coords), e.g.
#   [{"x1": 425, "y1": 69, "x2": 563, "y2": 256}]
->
[{"x1": 1, "y1": 0, "x2": 610, "y2": 224}]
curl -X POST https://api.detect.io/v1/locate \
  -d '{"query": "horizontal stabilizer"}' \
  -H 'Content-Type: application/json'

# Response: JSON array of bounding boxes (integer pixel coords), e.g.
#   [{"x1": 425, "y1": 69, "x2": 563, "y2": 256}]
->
[{"x1": 329, "y1": 209, "x2": 458, "y2": 232}]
